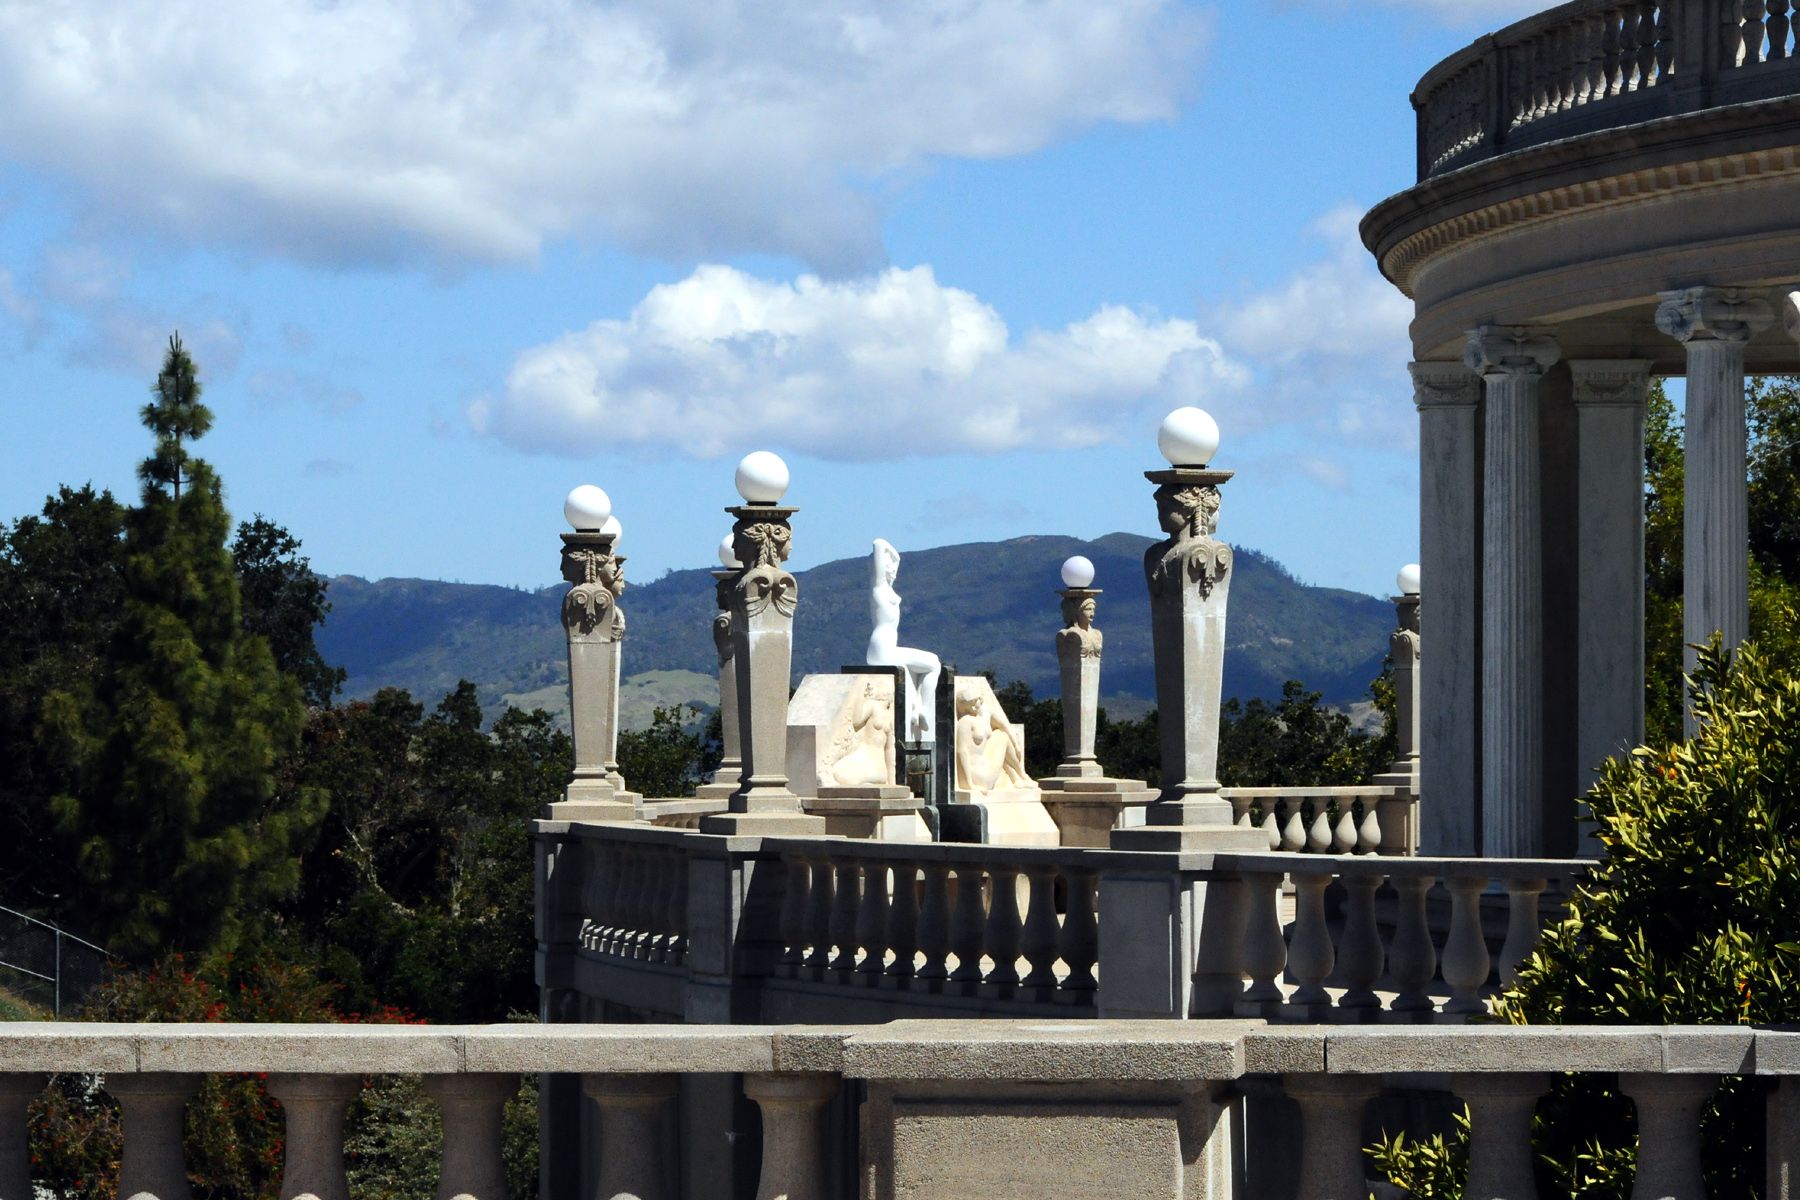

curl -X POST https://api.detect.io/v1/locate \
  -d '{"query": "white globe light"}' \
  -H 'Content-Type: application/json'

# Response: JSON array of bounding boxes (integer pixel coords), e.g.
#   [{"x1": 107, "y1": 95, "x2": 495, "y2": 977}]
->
[
  {"x1": 1060, "y1": 555, "x2": 1096, "y2": 588},
  {"x1": 1397, "y1": 562, "x2": 1422, "y2": 595},
  {"x1": 718, "y1": 533, "x2": 742, "y2": 569},
  {"x1": 735, "y1": 451, "x2": 790, "y2": 504},
  {"x1": 563, "y1": 484, "x2": 612, "y2": 530},
  {"x1": 600, "y1": 515, "x2": 622, "y2": 541},
  {"x1": 1157, "y1": 407, "x2": 1221, "y2": 467}
]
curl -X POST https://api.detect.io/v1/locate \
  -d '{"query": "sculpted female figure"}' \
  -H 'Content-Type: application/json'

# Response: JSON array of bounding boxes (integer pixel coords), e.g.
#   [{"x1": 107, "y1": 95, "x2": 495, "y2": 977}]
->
[
  {"x1": 954, "y1": 690, "x2": 1033, "y2": 795},
  {"x1": 866, "y1": 538, "x2": 941, "y2": 742},
  {"x1": 826, "y1": 680, "x2": 895, "y2": 787}
]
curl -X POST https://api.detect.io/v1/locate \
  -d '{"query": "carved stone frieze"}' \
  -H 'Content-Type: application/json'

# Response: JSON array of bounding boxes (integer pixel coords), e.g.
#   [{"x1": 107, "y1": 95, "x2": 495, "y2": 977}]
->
[
  {"x1": 1569, "y1": 359, "x2": 1652, "y2": 408},
  {"x1": 1408, "y1": 362, "x2": 1480, "y2": 410},
  {"x1": 1463, "y1": 326, "x2": 1560, "y2": 377},
  {"x1": 1654, "y1": 286, "x2": 1775, "y2": 345}
]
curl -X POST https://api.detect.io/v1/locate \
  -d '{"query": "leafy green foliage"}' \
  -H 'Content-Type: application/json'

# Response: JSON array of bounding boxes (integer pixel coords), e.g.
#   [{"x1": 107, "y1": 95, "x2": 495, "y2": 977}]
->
[
  {"x1": 1216, "y1": 678, "x2": 1388, "y2": 787},
  {"x1": 233, "y1": 517, "x2": 345, "y2": 707},
  {"x1": 1368, "y1": 1106, "x2": 1469, "y2": 1199},
  {"x1": 616, "y1": 703, "x2": 719, "y2": 799}
]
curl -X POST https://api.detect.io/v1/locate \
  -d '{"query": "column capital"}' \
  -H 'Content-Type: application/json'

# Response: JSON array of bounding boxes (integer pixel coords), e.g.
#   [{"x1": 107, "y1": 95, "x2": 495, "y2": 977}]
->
[
  {"x1": 1463, "y1": 326, "x2": 1561, "y2": 377},
  {"x1": 1408, "y1": 361, "x2": 1479, "y2": 409},
  {"x1": 1654, "y1": 286, "x2": 1774, "y2": 344},
  {"x1": 1782, "y1": 288, "x2": 1800, "y2": 343},
  {"x1": 1569, "y1": 359, "x2": 1653, "y2": 408}
]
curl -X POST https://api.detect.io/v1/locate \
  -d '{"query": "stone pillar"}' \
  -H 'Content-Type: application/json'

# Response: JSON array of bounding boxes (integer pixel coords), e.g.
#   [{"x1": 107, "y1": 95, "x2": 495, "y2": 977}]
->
[
  {"x1": 1620, "y1": 1073, "x2": 1714, "y2": 1198},
  {"x1": 547, "y1": 530, "x2": 638, "y2": 820},
  {"x1": 1571, "y1": 360, "x2": 1651, "y2": 848},
  {"x1": 696, "y1": 570, "x2": 743, "y2": 800},
  {"x1": 1410, "y1": 362, "x2": 1482, "y2": 855},
  {"x1": 584, "y1": 1074, "x2": 676, "y2": 1200},
  {"x1": 700, "y1": 504, "x2": 825, "y2": 835},
  {"x1": 1287, "y1": 1074, "x2": 1378, "y2": 1200},
  {"x1": 743, "y1": 1073, "x2": 838, "y2": 1200},
  {"x1": 1040, "y1": 586, "x2": 1153, "y2": 846},
  {"x1": 265, "y1": 1074, "x2": 360, "y2": 1200},
  {"x1": 424, "y1": 1074, "x2": 519, "y2": 1200},
  {"x1": 109, "y1": 1073, "x2": 200, "y2": 1200},
  {"x1": 1459, "y1": 1072, "x2": 1546, "y2": 1200},
  {"x1": 0, "y1": 1075, "x2": 39, "y2": 1200},
  {"x1": 1465, "y1": 326, "x2": 1560, "y2": 858},
  {"x1": 1371, "y1": 582, "x2": 1422, "y2": 853},
  {"x1": 1111, "y1": 467, "x2": 1263, "y2": 850},
  {"x1": 1656, "y1": 287, "x2": 1774, "y2": 733}
]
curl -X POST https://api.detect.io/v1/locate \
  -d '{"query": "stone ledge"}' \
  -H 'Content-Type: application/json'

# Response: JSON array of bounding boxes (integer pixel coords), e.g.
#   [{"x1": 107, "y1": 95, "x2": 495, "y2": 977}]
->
[{"x1": 840, "y1": 1020, "x2": 1246, "y2": 1082}]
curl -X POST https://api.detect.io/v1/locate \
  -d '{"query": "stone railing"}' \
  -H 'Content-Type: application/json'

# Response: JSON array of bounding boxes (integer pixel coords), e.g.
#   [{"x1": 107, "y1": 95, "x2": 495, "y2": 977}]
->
[
  {"x1": 1221, "y1": 784, "x2": 1415, "y2": 855},
  {"x1": 1415, "y1": 0, "x2": 1800, "y2": 179},
  {"x1": 5, "y1": 1021, "x2": 1800, "y2": 1199},
  {"x1": 538, "y1": 821, "x2": 1586, "y2": 1025}
]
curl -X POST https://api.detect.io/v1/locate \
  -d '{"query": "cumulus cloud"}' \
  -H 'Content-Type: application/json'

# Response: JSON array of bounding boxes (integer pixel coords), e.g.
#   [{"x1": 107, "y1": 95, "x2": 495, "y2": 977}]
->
[
  {"x1": 470, "y1": 264, "x2": 1248, "y2": 460},
  {"x1": 0, "y1": 0, "x2": 1206, "y2": 272}
]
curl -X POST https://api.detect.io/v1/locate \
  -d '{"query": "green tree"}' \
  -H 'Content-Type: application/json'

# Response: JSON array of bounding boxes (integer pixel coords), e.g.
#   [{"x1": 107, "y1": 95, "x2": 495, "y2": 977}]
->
[
  {"x1": 1217, "y1": 679, "x2": 1380, "y2": 787},
  {"x1": 232, "y1": 516, "x2": 345, "y2": 707},
  {"x1": 616, "y1": 704, "x2": 718, "y2": 800},
  {"x1": 39, "y1": 335, "x2": 326, "y2": 959},
  {"x1": 1643, "y1": 380, "x2": 1686, "y2": 746}
]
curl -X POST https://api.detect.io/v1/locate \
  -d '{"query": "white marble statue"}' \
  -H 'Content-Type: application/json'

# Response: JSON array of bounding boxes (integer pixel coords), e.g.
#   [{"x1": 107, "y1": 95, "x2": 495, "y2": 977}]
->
[{"x1": 866, "y1": 538, "x2": 941, "y2": 742}]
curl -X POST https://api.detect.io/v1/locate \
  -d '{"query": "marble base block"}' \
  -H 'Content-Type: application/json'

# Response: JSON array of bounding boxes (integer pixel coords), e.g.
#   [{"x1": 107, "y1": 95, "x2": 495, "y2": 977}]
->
[
  {"x1": 1039, "y1": 778, "x2": 1157, "y2": 848},
  {"x1": 808, "y1": 786, "x2": 930, "y2": 841}
]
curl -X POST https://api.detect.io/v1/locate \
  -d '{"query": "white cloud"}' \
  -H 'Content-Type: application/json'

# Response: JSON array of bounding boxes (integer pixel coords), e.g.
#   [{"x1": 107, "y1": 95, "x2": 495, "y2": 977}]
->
[
  {"x1": 1297, "y1": 0, "x2": 1546, "y2": 25},
  {"x1": 471, "y1": 264, "x2": 1248, "y2": 459},
  {"x1": 0, "y1": 0, "x2": 1206, "y2": 272}
]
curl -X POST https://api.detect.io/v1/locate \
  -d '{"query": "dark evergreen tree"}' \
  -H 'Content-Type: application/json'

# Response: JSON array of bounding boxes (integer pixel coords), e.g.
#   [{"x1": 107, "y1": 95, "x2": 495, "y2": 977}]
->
[
  {"x1": 233, "y1": 515, "x2": 346, "y2": 707},
  {"x1": 41, "y1": 334, "x2": 326, "y2": 959}
]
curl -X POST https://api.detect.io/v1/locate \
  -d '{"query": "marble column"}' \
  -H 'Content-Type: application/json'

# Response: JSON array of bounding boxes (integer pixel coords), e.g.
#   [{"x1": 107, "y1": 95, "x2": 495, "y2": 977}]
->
[
  {"x1": 1656, "y1": 287, "x2": 1773, "y2": 734},
  {"x1": 1465, "y1": 326, "x2": 1560, "y2": 858},
  {"x1": 1571, "y1": 360, "x2": 1651, "y2": 848},
  {"x1": 695, "y1": 570, "x2": 743, "y2": 800},
  {"x1": 1410, "y1": 362, "x2": 1482, "y2": 855},
  {"x1": 547, "y1": 530, "x2": 637, "y2": 821},
  {"x1": 699, "y1": 504, "x2": 825, "y2": 835},
  {"x1": 1111, "y1": 467, "x2": 1263, "y2": 850}
]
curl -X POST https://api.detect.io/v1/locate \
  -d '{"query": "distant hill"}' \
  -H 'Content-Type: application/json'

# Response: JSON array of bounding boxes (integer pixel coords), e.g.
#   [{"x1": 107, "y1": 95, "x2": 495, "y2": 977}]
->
[{"x1": 316, "y1": 534, "x2": 1394, "y2": 728}]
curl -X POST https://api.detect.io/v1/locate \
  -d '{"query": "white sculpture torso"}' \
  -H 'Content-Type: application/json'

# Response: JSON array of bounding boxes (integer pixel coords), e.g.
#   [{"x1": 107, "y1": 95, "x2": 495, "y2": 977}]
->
[{"x1": 865, "y1": 538, "x2": 941, "y2": 743}]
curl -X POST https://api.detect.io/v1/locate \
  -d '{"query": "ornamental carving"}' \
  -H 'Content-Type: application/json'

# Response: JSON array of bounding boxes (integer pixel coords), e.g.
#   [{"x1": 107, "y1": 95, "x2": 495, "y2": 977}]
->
[
  {"x1": 561, "y1": 546, "x2": 626, "y2": 638},
  {"x1": 1654, "y1": 286, "x2": 1775, "y2": 345},
  {"x1": 733, "y1": 521, "x2": 792, "y2": 569},
  {"x1": 1145, "y1": 483, "x2": 1233, "y2": 599},
  {"x1": 1058, "y1": 594, "x2": 1103, "y2": 661},
  {"x1": 1570, "y1": 361, "x2": 1651, "y2": 408},
  {"x1": 712, "y1": 611, "x2": 733, "y2": 664},
  {"x1": 1408, "y1": 362, "x2": 1479, "y2": 410},
  {"x1": 739, "y1": 565, "x2": 799, "y2": 619},
  {"x1": 1463, "y1": 326, "x2": 1560, "y2": 377},
  {"x1": 1389, "y1": 597, "x2": 1420, "y2": 663}
]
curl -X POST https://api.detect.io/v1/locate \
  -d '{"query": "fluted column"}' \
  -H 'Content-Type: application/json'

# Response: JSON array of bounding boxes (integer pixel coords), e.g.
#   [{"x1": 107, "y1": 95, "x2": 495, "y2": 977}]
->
[
  {"x1": 424, "y1": 1074, "x2": 519, "y2": 1200},
  {"x1": 743, "y1": 1073, "x2": 838, "y2": 1200},
  {"x1": 1656, "y1": 287, "x2": 1774, "y2": 733},
  {"x1": 696, "y1": 570, "x2": 742, "y2": 799},
  {"x1": 108, "y1": 1074, "x2": 200, "y2": 1200},
  {"x1": 1410, "y1": 362, "x2": 1482, "y2": 855},
  {"x1": 585, "y1": 1074, "x2": 676, "y2": 1200},
  {"x1": 1466, "y1": 326, "x2": 1560, "y2": 857},
  {"x1": 1572, "y1": 360, "x2": 1651, "y2": 847},
  {"x1": 266, "y1": 1074, "x2": 360, "y2": 1200},
  {"x1": 550, "y1": 529, "x2": 636, "y2": 820}
]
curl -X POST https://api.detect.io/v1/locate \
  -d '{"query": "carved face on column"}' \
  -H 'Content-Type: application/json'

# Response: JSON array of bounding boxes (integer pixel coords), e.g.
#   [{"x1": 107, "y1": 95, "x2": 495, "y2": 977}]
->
[
  {"x1": 1153, "y1": 484, "x2": 1220, "y2": 541},
  {"x1": 733, "y1": 520, "x2": 792, "y2": 570},
  {"x1": 1060, "y1": 595, "x2": 1096, "y2": 630}
]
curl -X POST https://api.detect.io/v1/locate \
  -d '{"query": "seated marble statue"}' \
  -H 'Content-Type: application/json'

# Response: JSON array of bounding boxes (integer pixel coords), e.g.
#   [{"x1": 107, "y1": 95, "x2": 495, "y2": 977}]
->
[
  {"x1": 955, "y1": 689, "x2": 1033, "y2": 796},
  {"x1": 826, "y1": 680, "x2": 895, "y2": 788},
  {"x1": 866, "y1": 538, "x2": 940, "y2": 742}
]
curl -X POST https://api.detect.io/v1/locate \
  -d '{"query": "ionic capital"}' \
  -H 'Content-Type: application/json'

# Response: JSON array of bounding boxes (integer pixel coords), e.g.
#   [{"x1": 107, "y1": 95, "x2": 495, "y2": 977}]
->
[
  {"x1": 1569, "y1": 359, "x2": 1652, "y2": 409},
  {"x1": 1783, "y1": 288, "x2": 1800, "y2": 343},
  {"x1": 1654, "y1": 286, "x2": 1774, "y2": 345},
  {"x1": 1462, "y1": 326, "x2": 1561, "y2": 378},
  {"x1": 1408, "y1": 361, "x2": 1479, "y2": 410}
]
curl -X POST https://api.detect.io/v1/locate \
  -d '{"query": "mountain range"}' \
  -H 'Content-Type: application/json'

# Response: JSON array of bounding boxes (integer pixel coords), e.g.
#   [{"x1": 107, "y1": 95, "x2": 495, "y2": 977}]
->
[{"x1": 315, "y1": 534, "x2": 1396, "y2": 729}]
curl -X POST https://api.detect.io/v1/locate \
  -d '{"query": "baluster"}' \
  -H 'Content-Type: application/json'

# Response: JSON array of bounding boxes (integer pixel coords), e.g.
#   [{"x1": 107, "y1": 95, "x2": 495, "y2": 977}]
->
[
  {"x1": 1460, "y1": 1073, "x2": 1547, "y2": 1200},
  {"x1": 829, "y1": 861, "x2": 861, "y2": 973},
  {"x1": 887, "y1": 861, "x2": 919, "y2": 980},
  {"x1": 1766, "y1": 1078, "x2": 1800, "y2": 1196},
  {"x1": 616, "y1": 849, "x2": 644, "y2": 958},
  {"x1": 1602, "y1": 9, "x2": 1623, "y2": 95},
  {"x1": 1288, "y1": 1075, "x2": 1380, "y2": 1200},
  {"x1": 1561, "y1": 24, "x2": 1580, "y2": 109},
  {"x1": 916, "y1": 862, "x2": 952, "y2": 980},
  {"x1": 1337, "y1": 872, "x2": 1387, "y2": 1011},
  {"x1": 585, "y1": 1075, "x2": 676, "y2": 1200},
  {"x1": 1441, "y1": 875, "x2": 1493, "y2": 1015},
  {"x1": 1621, "y1": 1074, "x2": 1714, "y2": 1197},
  {"x1": 856, "y1": 860, "x2": 890, "y2": 976},
  {"x1": 1228, "y1": 794, "x2": 1253, "y2": 828},
  {"x1": 1657, "y1": 5, "x2": 1675, "y2": 80},
  {"x1": 1744, "y1": 0, "x2": 1767, "y2": 66},
  {"x1": 0, "y1": 1075, "x2": 38, "y2": 1200},
  {"x1": 424, "y1": 1075, "x2": 518, "y2": 1200},
  {"x1": 1498, "y1": 877, "x2": 1548, "y2": 986},
  {"x1": 1059, "y1": 868, "x2": 1099, "y2": 993},
  {"x1": 1725, "y1": 0, "x2": 1748, "y2": 68},
  {"x1": 1281, "y1": 803, "x2": 1307, "y2": 853},
  {"x1": 1332, "y1": 804, "x2": 1359, "y2": 854},
  {"x1": 266, "y1": 1074, "x2": 360, "y2": 1200},
  {"x1": 949, "y1": 864, "x2": 989, "y2": 983},
  {"x1": 744, "y1": 1074, "x2": 839, "y2": 1200},
  {"x1": 803, "y1": 856, "x2": 834, "y2": 973},
  {"x1": 108, "y1": 1074, "x2": 201, "y2": 1200},
  {"x1": 1259, "y1": 808, "x2": 1281, "y2": 850},
  {"x1": 598, "y1": 847, "x2": 626, "y2": 955},
  {"x1": 984, "y1": 864, "x2": 1024, "y2": 986},
  {"x1": 665, "y1": 850, "x2": 688, "y2": 965},
  {"x1": 1388, "y1": 874, "x2": 1439, "y2": 1012},
  {"x1": 632, "y1": 849, "x2": 660, "y2": 960},
  {"x1": 1620, "y1": 7, "x2": 1643, "y2": 89},
  {"x1": 643, "y1": 850, "x2": 670, "y2": 963},
  {"x1": 1357, "y1": 801, "x2": 1381, "y2": 854},
  {"x1": 1287, "y1": 871, "x2": 1336, "y2": 1011},
  {"x1": 1238, "y1": 871, "x2": 1288, "y2": 1012},
  {"x1": 778, "y1": 855, "x2": 809, "y2": 971},
  {"x1": 1307, "y1": 803, "x2": 1334, "y2": 854},
  {"x1": 1020, "y1": 865, "x2": 1061, "y2": 989},
  {"x1": 1771, "y1": 0, "x2": 1792, "y2": 59},
  {"x1": 1576, "y1": 16, "x2": 1599, "y2": 103}
]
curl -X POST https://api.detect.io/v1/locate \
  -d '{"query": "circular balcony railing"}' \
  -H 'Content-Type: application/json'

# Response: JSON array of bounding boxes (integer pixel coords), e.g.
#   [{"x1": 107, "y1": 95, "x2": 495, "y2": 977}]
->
[{"x1": 1416, "y1": 0, "x2": 1800, "y2": 179}]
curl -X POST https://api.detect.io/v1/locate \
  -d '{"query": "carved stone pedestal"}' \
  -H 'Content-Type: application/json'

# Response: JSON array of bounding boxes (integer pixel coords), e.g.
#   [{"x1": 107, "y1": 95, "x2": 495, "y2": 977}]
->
[
  {"x1": 696, "y1": 570, "x2": 742, "y2": 801},
  {"x1": 545, "y1": 529, "x2": 640, "y2": 822},
  {"x1": 809, "y1": 786, "x2": 930, "y2": 841}
]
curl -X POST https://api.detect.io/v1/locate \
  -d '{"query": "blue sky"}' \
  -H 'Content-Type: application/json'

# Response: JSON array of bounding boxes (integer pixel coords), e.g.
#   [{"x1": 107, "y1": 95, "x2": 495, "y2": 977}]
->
[{"x1": 0, "y1": 0, "x2": 1545, "y2": 596}]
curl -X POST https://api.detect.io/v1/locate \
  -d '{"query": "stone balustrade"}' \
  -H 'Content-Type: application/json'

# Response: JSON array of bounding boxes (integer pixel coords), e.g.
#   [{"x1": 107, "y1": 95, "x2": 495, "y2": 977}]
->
[
  {"x1": 4, "y1": 1021, "x2": 1800, "y2": 1199},
  {"x1": 1221, "y1": 785, "x2": 1415, "y2": 855},
  {"x1": 1414, "y1": 0, "x2": 1800, "y2": 179},
  {"x1": 539, "y1": 821, "x2": 1588, "y2": 1026}
]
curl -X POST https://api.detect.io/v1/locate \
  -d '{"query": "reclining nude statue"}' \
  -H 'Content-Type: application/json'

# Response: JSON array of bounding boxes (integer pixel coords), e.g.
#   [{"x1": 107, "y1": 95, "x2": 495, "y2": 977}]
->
[
  {"x1": 826, "y1": 680, "x2": 896, "y2": 788},
  {"x1": 866, "y1": 538, "x2": 940, "y2": 742},
  {"x1": 955, "y1": 688, "x2": 1033, "y2": 796}
]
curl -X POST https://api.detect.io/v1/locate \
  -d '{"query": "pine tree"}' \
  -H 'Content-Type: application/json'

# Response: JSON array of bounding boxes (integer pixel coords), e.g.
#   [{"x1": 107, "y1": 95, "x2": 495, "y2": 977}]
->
[{"x1": 42, "y1": 334, "x2": 326, "y2": 959}]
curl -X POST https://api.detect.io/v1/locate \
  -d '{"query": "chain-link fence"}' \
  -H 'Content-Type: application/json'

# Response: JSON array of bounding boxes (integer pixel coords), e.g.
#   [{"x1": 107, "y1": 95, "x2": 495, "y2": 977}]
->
[{"x1": 0, "y1": 906, "x2": 111, "y2": 1016}]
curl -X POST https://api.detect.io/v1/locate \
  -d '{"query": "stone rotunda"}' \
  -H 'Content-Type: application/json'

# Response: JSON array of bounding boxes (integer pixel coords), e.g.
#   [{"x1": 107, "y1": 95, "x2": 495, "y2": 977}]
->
[{"x1": 1361, "y1": 0, "x2": 1800, "y2": 858}]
